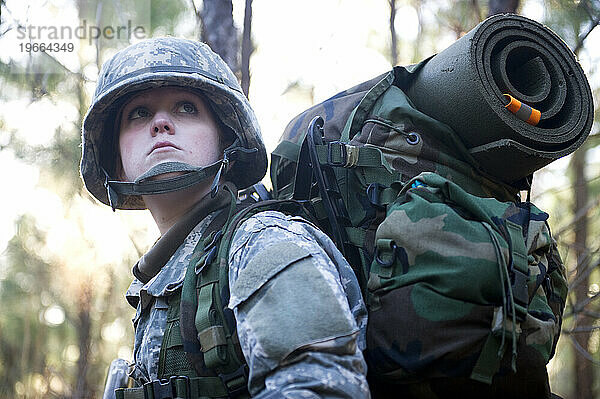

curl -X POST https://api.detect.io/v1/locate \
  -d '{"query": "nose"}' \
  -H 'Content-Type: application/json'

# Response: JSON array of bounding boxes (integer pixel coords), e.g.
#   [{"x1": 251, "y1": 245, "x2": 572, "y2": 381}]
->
[{"x1": 151, "y1": 113, "x2": 174, "y2": 136}]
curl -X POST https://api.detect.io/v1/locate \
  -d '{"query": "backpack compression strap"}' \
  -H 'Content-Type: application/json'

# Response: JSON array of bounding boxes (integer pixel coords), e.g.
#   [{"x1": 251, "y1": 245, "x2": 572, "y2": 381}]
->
[{"x1": 470, "y1": 217, "x2": 530, "y2": 385}]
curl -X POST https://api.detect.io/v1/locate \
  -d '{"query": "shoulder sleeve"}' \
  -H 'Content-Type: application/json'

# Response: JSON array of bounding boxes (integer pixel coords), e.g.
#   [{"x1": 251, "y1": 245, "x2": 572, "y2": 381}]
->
[{"x1": 228, "y1": 211, "x2": 370, "y2": 398}]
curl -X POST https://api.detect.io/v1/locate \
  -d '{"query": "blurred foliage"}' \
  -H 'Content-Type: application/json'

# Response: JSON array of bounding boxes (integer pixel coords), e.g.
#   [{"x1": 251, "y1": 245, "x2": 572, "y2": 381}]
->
[
  {"x1": 545, "y1": 0, "x2": 600, "y2": 48},
  {"x1": 436, "y1": 0, "x2": 485, "y2": 36},
  {"x1": 0, "y1": 0, "x2": 599, "y2": 398},
  {"x1": 150, "y1": 0, "x2": 187, "y2": 36},
  {"x1": 0, "y1": 0, "x2": 159, "y2": 397},
  {"x1": 0, "y1": 215, "x2": 58, "y2": 397}
]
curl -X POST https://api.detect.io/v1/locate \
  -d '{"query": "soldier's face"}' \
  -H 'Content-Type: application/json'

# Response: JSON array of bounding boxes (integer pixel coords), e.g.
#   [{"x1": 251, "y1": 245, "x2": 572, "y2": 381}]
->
[{"x1": 117, "y1": 86, "x2": 222, "y2": 181}]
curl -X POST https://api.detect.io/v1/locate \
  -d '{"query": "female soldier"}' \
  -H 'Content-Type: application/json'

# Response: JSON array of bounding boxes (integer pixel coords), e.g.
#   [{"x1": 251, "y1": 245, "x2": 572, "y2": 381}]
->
[{"x1": 81, "y1": 37, "x2": 369, "y2": 399}]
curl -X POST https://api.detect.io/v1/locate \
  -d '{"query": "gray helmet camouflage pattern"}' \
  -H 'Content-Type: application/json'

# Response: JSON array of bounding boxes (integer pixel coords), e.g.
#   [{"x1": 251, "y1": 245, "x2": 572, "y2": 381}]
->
[{"x1": 80, "y1": 37, "x2": 267, "y2": 209}]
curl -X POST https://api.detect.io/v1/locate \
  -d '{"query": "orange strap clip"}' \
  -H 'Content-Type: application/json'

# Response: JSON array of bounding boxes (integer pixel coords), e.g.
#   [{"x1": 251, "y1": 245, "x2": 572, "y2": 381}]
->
[{"x1": 503, "y1": 94, "x2": 541, "y2": 126}]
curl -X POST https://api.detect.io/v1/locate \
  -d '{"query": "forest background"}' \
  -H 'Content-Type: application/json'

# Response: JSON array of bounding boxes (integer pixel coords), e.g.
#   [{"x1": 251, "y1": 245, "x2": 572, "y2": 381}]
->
[{"x1": 0, "y1": 0, "x2": 598, "y2": 398}]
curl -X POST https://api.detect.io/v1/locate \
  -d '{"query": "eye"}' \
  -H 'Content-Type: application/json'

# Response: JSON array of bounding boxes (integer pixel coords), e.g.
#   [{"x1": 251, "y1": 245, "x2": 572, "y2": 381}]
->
[
  {"x1": 127, "y1": 107, "x2": 151, "y2": 120},
  {"x1": 176, "y1": 102, "x2": 197, "y2": 114}
]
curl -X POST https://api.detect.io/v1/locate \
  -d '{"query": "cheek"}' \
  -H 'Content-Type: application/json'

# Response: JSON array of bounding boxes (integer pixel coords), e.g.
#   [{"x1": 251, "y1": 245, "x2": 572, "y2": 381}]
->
[
  {"x1": 189, "y1": 130, "x2": 222, "y2": 160},
  {"x1": 117, "y1": 130, "x2": 141, "y2": 177},
  {"x1": 118, "y1": 135, "x2": 131, "y2": 164}
]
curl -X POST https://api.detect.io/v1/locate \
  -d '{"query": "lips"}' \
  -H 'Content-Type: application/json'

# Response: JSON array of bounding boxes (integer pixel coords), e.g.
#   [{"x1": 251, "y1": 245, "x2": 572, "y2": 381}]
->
[{"x1": 149, "y1": 141, "x2": 180, "y2": 154}]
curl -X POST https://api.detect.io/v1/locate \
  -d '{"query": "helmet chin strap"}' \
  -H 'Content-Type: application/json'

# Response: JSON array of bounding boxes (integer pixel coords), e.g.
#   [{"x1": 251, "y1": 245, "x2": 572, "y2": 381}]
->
[{"x1": 104, "y1": 144, "x2": 257, "y2": 211}]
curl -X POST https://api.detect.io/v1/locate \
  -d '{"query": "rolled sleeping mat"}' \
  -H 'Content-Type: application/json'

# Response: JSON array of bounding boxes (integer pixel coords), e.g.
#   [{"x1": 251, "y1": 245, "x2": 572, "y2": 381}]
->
[{"x1": 404, "y1": 13, "x2": 593, "y2": 185}]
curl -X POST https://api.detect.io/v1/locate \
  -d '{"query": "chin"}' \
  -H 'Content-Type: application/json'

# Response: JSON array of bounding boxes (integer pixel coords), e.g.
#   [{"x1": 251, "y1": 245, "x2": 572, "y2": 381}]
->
[{"x1": 149, "y1": 171, "x2": 186, "y2": 181}]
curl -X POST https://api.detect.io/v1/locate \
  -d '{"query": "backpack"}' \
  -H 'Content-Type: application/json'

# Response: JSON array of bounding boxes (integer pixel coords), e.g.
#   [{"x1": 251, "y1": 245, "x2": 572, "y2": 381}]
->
[{"x1": 269, "y1": 66, "x2": 568, "y2": 398}]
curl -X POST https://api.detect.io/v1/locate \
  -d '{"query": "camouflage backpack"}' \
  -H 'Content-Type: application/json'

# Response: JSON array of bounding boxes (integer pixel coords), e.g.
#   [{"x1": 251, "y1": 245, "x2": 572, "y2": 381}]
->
[{"x1": 270, "y1": 64, "x2": 568, "y2": 398}]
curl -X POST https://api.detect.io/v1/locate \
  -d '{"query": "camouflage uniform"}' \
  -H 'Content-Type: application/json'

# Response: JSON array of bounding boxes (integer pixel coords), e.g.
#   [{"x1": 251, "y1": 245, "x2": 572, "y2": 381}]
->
[
  {"x1": 125, "y1": 205, "x2": 369, "y2": 397},
  {"x1": 229, "y1": 210, "x2": 369, "y2": 397},
  {"x1": 125, "y1": 210, "x2": 218, "y2": 383}
]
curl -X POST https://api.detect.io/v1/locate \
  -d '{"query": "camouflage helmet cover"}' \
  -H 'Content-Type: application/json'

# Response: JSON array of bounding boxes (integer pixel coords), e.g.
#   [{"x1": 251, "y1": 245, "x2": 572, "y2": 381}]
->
[{"x1": 80, "y1": 37, "x2": 267, "y2": 209}]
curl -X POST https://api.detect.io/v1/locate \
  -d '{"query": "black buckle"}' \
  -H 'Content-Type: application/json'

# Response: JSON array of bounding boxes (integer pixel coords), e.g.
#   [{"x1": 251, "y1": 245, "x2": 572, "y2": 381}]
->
[
  {"x1": 375, "y1": 241, "x2": 398, "y2": 268},
  {"x1": 143, "y1": 376, "x2": 189, "y2": 399},
  {"x1": 219, "y1": 365, "x2": 249, "y2": 398},
  {"x1": 327, "y1": 142, "x2": 347, "y2": 166},
  {"x1": 367, "y1": 183, "x2": 386, "y2": 210}
]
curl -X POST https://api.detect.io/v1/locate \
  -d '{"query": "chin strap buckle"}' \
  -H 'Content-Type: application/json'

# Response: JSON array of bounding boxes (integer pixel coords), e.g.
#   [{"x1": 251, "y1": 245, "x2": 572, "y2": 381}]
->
[
  {"x1": 103, "y1": 168, "x2": 118, "y2": 212},
  {"x1": 210, "y1": 156, "x2": 229, "y2": 198}
]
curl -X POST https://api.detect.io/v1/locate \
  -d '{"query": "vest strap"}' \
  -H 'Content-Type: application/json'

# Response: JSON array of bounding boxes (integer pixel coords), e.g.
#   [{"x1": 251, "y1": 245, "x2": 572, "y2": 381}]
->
[{"x1": 115, "y1": 374, "x2": 248, "y2": 399}]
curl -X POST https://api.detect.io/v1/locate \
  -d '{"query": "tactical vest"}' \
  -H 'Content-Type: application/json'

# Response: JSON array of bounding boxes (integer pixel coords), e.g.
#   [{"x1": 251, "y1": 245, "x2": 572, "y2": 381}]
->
[{"x1": 116, "y1": 195, "x2": 313, "y2": 399}]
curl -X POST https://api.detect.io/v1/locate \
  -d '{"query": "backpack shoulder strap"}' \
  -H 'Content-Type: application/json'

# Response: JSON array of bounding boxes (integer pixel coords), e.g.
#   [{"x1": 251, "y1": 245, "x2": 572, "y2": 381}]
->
[
  {"x1": 215, "y1": 198, "x2": 314, "y2": 312},
  {"x1": 181, "y1": 197, "x2": 309, "y2": 397},
  {"x1": 179, "y1": 197, "x2": 235, "y2": 370},
  {"x1": 179, "y1": 186, "x2": 251, "y2": 397}
]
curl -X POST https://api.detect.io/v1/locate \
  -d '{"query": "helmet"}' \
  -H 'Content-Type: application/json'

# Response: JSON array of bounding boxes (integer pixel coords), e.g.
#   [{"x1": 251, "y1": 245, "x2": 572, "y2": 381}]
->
[{"x1": 80, "y1": 37, "x2": 267, "y2": 210}]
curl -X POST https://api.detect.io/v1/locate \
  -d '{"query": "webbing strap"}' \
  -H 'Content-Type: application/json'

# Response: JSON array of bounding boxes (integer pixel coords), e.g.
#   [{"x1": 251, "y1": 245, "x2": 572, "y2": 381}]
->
[
  {"x1": 193, "y1": 186, "x2": 248, "y2": 388},
  {"x1": 505, "y1": 220, "x2": 529, "y2": 321},
  {"x1": 178, "y1": 188, "x2": 249, "y2": 398},
  {"x1": 470, "y1": 333, "x2": 505, "y2": 385},
  {"x1": 115, "y1": 375, "x2": 231, "y2": 399},
  {"x1": 108, "y1": 161, "x2": 223, "y2": 196},
  {"x1": 343, "y1": 71, "x2": 396, "y2": 141},
  {"x1": 196, "y1": 281, "x2": 227, "y2": 367},
  {"x1": 315, "y1": 143, "x2": 389, "y2": 169},
  {"x1": 179, "y1": 206, "x2": 231, "y2": 368},
  {"x1": 345, "y1": 226, "x2": 366, "y2": 248}
]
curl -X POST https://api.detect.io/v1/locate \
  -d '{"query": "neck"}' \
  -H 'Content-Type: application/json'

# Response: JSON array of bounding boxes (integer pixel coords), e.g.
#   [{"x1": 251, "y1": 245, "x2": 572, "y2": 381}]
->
[{"x1": 143, "y1": 182, "x2": 212, "y2": 235}]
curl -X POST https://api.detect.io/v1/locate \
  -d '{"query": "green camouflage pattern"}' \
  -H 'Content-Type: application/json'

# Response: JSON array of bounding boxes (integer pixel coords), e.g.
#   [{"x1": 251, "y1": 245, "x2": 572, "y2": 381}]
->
[
  {"x1": 271, "y1": 67, "x2": 567, "y2": 396},
  {"x1": 366, "y1": 172, "x2": 565, "y2": 396},
  {"x1": 271, "y1": 67, "x2": 521, "y2": 270},
  {"x1": 81, "y1": 37, "x2": 267, "y2": 209},
  {"x1": 271, "y1": 67, "x2": 520, "y2": 201}
]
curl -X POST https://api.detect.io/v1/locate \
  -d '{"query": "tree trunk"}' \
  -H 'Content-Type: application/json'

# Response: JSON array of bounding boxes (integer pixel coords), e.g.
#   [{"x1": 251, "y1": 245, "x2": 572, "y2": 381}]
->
[
  {"x1": 571, "y1": 146, "x2": 593, "y2": 399},
  {"x1": 73, "y1": 286, "x2": 92, "y2": 399},
  {"x1": 200, "y1": 0, "x2": 239, "y2": 75},
  {"x1": 389, "y1": 0, "x2": 398, "y2": 66},
  {"x1": 412, "y1": 0, "x2": 424, "y2": 62},
  {"x1": 488, "y1": 0, "x2": 519, "y2": 16},
  {"x1": 471, "y1": 0, "x2": 483, "y2": 22},
  {"x1": 241, "y1": 0, "x2": 253, "y2": 97}
]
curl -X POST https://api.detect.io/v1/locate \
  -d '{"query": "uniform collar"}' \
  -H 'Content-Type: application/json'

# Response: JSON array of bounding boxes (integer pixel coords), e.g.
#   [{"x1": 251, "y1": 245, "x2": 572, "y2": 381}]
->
[
  {"x1": 132, "y1": 182, "x2": 235, "y2": 283},
  {"x1": 125, "y1": 181, "x2": 236, "y2": 309}
]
